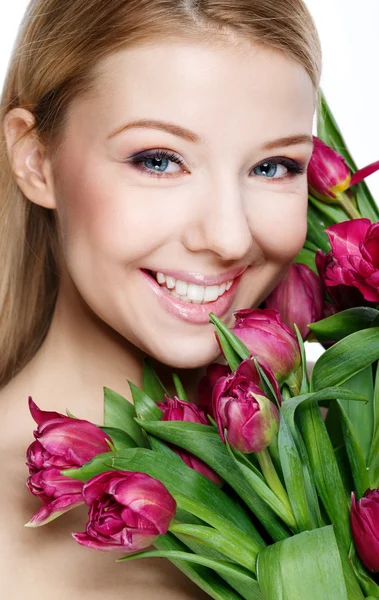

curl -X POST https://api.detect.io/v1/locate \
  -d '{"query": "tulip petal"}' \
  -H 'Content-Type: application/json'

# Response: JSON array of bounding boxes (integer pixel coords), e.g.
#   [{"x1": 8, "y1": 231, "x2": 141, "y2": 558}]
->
[
  {"x1": 350, "y1": 161, "x2": 379, "y2": 187},
  {"x1": 25, "y1": 493, "x2": 84, "y2": 527}
]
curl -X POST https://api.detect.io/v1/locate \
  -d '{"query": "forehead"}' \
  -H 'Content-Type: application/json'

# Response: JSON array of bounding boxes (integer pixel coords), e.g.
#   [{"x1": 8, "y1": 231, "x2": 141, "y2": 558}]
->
[{"x1": 67, "y1": 38, "x2": 315, "y2": 144}]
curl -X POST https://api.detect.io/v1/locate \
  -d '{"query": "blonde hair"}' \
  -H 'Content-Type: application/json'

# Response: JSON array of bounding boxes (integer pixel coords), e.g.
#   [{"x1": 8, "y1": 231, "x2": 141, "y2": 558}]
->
[{"x1": 0, "y1": 0, "x2": 322, "y2": 388}]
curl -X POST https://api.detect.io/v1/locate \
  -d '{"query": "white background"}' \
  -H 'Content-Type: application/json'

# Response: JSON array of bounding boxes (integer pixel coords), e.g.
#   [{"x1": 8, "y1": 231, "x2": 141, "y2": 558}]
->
[{"x1": 0, "y1": 1, "x2": 378, "y2": 362}]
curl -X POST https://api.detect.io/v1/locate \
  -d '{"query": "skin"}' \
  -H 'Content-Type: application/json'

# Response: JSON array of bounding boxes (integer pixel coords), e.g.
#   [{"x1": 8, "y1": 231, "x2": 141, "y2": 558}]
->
[{"x1": 0, "y1": 33, "x2": 315, "y2": 599}]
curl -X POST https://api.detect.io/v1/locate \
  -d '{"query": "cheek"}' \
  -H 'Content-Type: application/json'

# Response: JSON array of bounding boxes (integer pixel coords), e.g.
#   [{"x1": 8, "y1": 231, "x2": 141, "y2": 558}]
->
[
  {"x1": 54, "y1": 157, "x2": 171, "y2": 269},
  {"x1": 248, "y1": 187, "x2": 308, "y2": 263}
]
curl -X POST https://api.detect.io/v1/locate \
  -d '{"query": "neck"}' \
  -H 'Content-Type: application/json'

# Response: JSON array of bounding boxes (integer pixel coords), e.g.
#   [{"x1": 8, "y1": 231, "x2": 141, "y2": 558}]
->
[{"x1": 26, "y1": 269, "x2": 206, "y2": 422}]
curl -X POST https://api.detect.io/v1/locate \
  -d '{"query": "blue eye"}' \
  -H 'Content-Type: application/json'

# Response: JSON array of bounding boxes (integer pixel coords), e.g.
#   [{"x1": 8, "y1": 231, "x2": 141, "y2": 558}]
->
[
  {"x1": 252, "y1": 158, "x2": 304, "y2": 180},
  {"x1": 127, "y1": 149, "x2": 185, "y2": 177}
]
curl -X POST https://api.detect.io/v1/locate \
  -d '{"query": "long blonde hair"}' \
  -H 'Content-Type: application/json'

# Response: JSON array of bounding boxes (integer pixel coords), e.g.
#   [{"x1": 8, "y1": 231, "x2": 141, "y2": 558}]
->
[{"x1": 0, "y1": 0, "x2": 322, "y2": 388}]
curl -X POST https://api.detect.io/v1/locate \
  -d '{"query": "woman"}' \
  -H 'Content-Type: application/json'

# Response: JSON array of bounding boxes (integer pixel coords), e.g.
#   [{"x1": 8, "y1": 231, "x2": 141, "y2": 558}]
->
[{"x1": 0, "y1": 0, "x2": 321, "y2": 598}]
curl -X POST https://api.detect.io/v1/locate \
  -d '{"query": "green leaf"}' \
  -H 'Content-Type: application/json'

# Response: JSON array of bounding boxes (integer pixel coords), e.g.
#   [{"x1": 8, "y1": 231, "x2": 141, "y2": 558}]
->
[
  {"x1": 215, "y1": 329, "x2": 242, "y2": 372},
  {"x1": 308, "y1": 194, "x2": 349, "y2": 224},
  {"x1": 294, "y1": 325, "x2": 309, "y2": 395},
  {"x1": 100, "y1": 426, "x2": 137, "y2": 450},
  {"x1": 118, "y1": 550, "x2": 258, "y2": 586},
  {"x1": 298, "y1": 401, "x2": 351, "y2": 552},
  {"x1": 103, "y1": 387, "x2": 147, "y2": 447},
  {"x1": 128, "y1": 381, "x2": 163, "y2": 421},
  {"x1": 172, "y1": 373, "x2": 188, "y2": 401},
  {"x1": 256, "y1": 526, "x2": 348, "y2": 600},
  {"x1": 293, "y1": 247, "x2": 317, "y2": 274},
  {"x1": 253, "y1": 359, "x2": 281, "y2": 408},
  {"x1": 311, "y1": 328, "x2": 379, "y2": 391},
  {"x1": 169, "y1": 524, "x2": 257, "y2": 572},
  {"x1": 309, "y1": 308, "x2": 379, "y2": 342},
  {"x1": 306, "y1": 202, "x2": 332, "y2": 254},
  {"x1": 142, "y1": 357, "x2": 168, "y2": 402},
  {"x1": 349, "y1": 542, "x2": 379, "y2": 598},
  {"x1": 278, "y1": 414, "x2": 316, "y2": 531},
  {"x1": 209, "y1": 313, "x2": 251, "y2": 361},
  {"x1": 337, "y1": 401, "x2": 370, "y2": 499},
  {"x1": 134, "y1": 419, "x2": 291, "y2": 542},
  {"x1": 335, "y1": 367, "x2": 374, "y2": 464},
  {"x1": 225, "y1": 439, "x2": 296, "y2": 530},
  {"x1": 154, "y1": 532, "x2": 246, "y2": 600}
]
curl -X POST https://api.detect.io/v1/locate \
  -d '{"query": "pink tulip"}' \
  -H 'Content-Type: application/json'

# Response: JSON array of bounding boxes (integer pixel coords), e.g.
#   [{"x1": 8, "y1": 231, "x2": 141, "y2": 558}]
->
[
  {"x1": 73, "y1": 471, "x2": 176, "y2": 552},
  {"x1": 157, "y1": 396, "x2": 221, "y2": 486},
  {"x1": 231, "y1": 309, "x2": 301, "y2": 389},
  {"x1": 26, "y1": 398, "x2": 112, "y2": 526},
  {"x1": 308, "y1": 136, "x2": 379, "y2": 202},
  {"x1": 265, "y1": 263, "x2": 324, "y2": 339},
  {"x1": 351, "y1": 489, "x2": 379, "y2": 572},
  {"x1": 316, "y1": 218, "x2": 379, "y2": 310},
  {"x1": 198, "y1": 363, "x2": 231, "y2": 418},
  {"x1": 213, "y1": 371, "x2": 279, "y2": 454}
]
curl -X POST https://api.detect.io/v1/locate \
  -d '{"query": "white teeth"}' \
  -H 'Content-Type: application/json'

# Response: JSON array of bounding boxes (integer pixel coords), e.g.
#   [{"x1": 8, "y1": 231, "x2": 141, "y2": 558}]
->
[
  {"x1": 175, "y1": 280, "x2": 188, "y2": 296},
  {"x1": 166, "y1": 276, "x2": 176, "y2": 289},
  {"x1": 153, "y1": 272, "x2": 235, "y2": 304},
  {"x1": 187, "y1": 283, "x2": 205, "y2": 302},
  {"x1": 203, "y1": 285, "x2": 219, "y2": 302}
]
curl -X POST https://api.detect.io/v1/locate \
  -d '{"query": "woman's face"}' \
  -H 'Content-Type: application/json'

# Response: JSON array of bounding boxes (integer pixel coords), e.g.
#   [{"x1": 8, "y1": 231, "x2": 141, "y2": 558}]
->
[{"x1": 52, "y1": 37, "x2": 315, "y2": 368}]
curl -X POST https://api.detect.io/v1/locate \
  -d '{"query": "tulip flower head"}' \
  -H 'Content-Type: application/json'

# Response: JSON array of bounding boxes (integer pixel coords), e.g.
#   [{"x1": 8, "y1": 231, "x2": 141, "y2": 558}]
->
[
  {"x1": 157, "y1": 396, "x2": 221, "y2": 486},
  {"x1": 26, "y1": 398, "x2": 112, "y2": 526},
  {"x1": 265, "y1": 263, "x2": 324, "y2": 339},
  {"x1": 73, "y1": 471, "x2": 176, "y2": 551},
  {"x1": 351, "y1": 489, "x2": 379, "y2": 573},
  {"x1": 308, "y1": 136, "x2": 379, "y2": 204},
  {"x1": 231, "y1": 308, "x2": 302, "y2": 393},
  {"x1": 198, "y1": 363, "x2": 231, "y2": 418},
  {"x1": 316, "y1": 218, "x2": 379, "y2": 310},
  {"x1": 213, "y1": 371, "x2": 280, "y2": 454}
]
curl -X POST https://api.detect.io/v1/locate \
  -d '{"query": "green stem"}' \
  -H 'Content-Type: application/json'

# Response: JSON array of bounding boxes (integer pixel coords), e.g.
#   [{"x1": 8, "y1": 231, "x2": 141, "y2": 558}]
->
[
  {"x1": 337, "y1": 192, "x2": 361, "y2": 220},
  {"x1": 257, "y1": 448, "x2": 296, "y2": 528}
]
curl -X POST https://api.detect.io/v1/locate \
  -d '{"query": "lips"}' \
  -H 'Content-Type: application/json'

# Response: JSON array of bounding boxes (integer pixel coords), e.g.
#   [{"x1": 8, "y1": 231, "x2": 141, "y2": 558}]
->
[{"x1": 141, "y1": 269, "x2": 244, "y2": 324}]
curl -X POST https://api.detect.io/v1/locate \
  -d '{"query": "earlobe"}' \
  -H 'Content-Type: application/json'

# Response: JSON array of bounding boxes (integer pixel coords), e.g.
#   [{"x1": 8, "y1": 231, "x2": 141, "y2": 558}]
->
[{"x1": 3, "y1": 107, "x2": 56, "y2": 209}]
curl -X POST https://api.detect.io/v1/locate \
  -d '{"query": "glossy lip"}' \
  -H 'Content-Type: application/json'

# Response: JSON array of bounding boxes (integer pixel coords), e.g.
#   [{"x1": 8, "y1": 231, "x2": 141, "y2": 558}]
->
[
  {"x1": 141, "y1": 269, "x2": 244, "y2": 324},
  {"x1": 147, "y1": 266, "x2": 247, "y2": 286}
]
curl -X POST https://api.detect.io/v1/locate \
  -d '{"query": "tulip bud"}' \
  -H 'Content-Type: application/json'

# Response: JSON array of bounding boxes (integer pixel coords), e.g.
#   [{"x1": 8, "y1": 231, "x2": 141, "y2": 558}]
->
[
  {"x1": 265, "y1": 263, "x2": 324, "y2": 339},
  {"x1": 157, "y1": 396, "x2": 221, "y2": 486},
  {"x1": 308, "y1": 136, "x2": 352, "y2": 202},
  {"x1": 198, "y1": 363, "x2": 231, "y2": 418},
  {"x1": 73, "y1": 471, "x2": 176, "y2": 551},
  {"x1": 213, "y1": 371, "x2": 279, "y2": 454},
  {"x1": 26, "y1": 398, "x2": 112, "y2": 526},
  {"x1": 231, "y1": 308, "x2": 301, "y2": 392},
  {"x1": 351, "y1": 489, "x2": 379, "y2": 572}
]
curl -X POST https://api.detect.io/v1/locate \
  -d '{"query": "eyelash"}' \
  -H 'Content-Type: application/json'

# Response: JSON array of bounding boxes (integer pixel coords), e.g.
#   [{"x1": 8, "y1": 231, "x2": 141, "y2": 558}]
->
[{"x1": 126, "y1": 149, "x2": 305, "y2": 181}]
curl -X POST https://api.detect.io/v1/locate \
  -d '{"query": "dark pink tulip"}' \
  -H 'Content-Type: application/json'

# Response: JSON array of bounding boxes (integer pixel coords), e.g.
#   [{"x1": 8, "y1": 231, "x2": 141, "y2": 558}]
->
[
  {"x1": 213, "y1": 371, "x2": 279, "y2": 454},
  {"x1": 351, "y1": 489, "x2": 379, "y2": 572},
  {"x1": 308, "y1": 136, "x2": 351, "y2": 201},
  {"x1": 198, "y1": 363, "x2": 231, "y2": 418},
  {"x1": 316, "y1": 218, "x2": 379, "y2": 310},
  {"x1": 231, "y1": 308, "x2": 301, "y2": 387},
  {"x1": 157, "y1": 396, "x2": 221, "y2": 486},
  {"x1": 73, "y1": 471, "x2": 176, "y2": 552},
  {"x1": 308, "y1": 136, "x2": 379, "y2": 203},
  {"x1": 265, "y1": 263, "x2": 324, "y2": 339},
  {"x1": 26, "y1": 397, "x2": 112, "y2": 526}
]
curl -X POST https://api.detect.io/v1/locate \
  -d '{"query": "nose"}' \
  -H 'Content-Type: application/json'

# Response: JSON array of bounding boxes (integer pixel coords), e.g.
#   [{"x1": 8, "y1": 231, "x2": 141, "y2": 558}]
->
[{"x1": 181, "y1": 174, "x2": 254, "y2": 262}]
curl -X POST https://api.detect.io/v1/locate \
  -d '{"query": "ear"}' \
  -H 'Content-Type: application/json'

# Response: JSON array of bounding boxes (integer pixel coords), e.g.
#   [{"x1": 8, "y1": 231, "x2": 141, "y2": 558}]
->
[{"x1": 3, "y1": 108, "x2": 56, "y2": 209}]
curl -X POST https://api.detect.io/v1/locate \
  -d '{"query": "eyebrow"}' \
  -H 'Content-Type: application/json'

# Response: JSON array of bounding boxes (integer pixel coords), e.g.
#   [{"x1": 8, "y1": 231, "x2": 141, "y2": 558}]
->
[{"x1": 108, "y1": 118, "x2": 313, "y2": 150}]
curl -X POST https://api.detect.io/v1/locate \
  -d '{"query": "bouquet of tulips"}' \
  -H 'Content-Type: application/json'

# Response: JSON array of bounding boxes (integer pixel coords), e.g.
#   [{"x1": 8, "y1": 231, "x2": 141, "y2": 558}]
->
[{"x1": 26, "y1": 95, "x2": 379, "y2": 600}]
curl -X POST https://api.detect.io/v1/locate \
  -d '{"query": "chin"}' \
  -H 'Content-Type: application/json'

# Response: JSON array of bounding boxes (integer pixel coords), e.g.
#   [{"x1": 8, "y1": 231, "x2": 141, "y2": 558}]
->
[{"x1": 147, "y1": 335, "x2": 221, "y2": 370}]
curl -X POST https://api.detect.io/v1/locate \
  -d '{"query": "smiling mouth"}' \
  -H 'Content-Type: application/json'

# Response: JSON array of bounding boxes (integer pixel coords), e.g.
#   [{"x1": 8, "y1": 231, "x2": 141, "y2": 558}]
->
[{"x1": 146, "y1": 270, "x2": 234, "y2": 304}]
